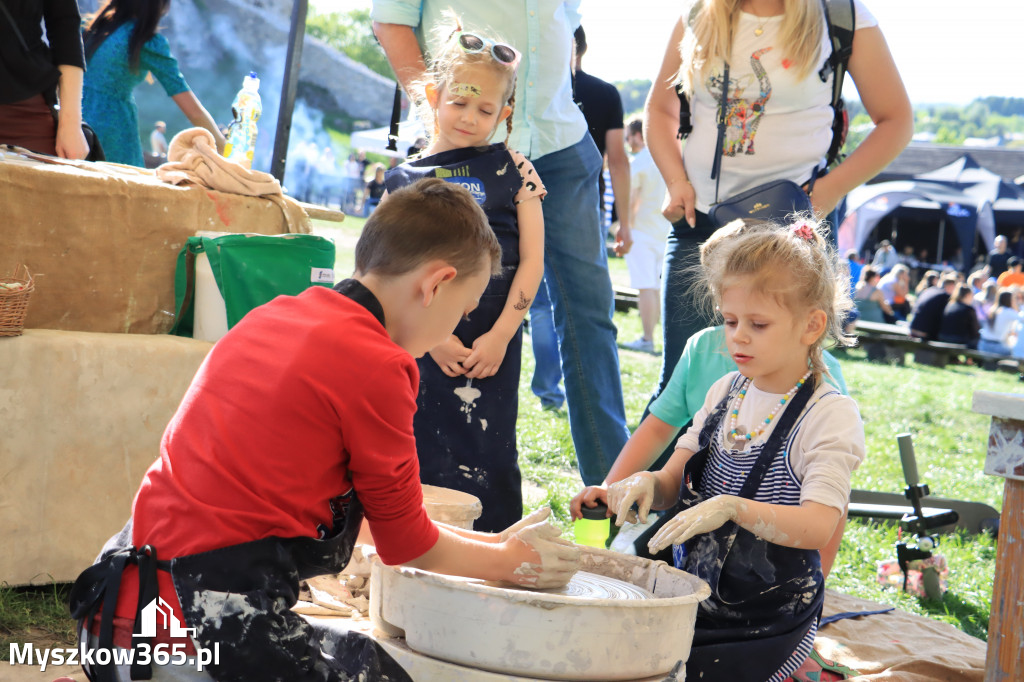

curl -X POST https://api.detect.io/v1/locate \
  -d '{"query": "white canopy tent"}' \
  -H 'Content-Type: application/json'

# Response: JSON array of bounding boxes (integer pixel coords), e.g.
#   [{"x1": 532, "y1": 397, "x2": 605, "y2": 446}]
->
[{"x1": 349, "y1": 119, "x2": 426, "y2": 159}]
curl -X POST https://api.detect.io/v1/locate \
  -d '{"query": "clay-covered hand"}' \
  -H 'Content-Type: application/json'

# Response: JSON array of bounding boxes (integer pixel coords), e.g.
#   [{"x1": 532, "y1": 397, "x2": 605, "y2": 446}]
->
[
  {"x1": 498, "y1": 506, "x2": 552, "y2": 542},
  {"x1": 606, "y1": 472, "x2": 656, "y2": 526},
  {"x1": 506, "y1": 520, "x2": 580, "y2": 589},
  {"x1": 647, "y1": 495, "x2": 737, "y2": 553},
  {"x1": 429, "y1": 335, "x2": 470, "y2": 377}
]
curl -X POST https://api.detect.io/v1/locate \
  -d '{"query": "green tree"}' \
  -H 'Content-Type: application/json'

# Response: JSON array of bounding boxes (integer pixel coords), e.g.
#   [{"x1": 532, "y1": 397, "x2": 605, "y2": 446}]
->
[
  {"x1": 614, "y1": 79, "x2": 652, "y2": 120},
  {"x1": 933, "y1": 125, "x2": 962, "y2": 145},
  {"x1": 306, "y1": 8, "x2": 394, "y2": 81}
]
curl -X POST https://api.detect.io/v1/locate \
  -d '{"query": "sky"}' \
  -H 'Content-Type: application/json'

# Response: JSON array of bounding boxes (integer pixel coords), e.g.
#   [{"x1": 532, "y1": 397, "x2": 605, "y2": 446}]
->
[{"x1": 321, "y1": 0, "x2": 1022, "y2": 105}]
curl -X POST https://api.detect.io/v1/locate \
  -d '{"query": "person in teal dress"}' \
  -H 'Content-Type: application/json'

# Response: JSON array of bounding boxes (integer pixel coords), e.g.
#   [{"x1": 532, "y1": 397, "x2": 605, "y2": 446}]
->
[{"x1": 82, "y1": 0, "x2": 224, "y2": 167}]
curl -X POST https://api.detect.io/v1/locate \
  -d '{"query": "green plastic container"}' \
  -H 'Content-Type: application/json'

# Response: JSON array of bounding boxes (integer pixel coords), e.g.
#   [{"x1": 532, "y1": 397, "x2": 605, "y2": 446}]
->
[{"x1": 574, "y1": 502, "x2": 611, "y2": 548}]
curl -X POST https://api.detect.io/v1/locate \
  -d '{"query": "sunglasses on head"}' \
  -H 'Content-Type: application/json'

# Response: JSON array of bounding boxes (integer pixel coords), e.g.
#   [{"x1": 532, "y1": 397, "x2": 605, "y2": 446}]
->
[{"x1": 456, "y1": 32, "x2": 520, "y2": 66}]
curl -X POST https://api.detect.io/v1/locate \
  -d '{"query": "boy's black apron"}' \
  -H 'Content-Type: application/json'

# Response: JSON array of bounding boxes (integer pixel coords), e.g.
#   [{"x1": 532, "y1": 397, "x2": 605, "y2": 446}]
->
[
  {"x1": 68, "y1": 282, "x2": 412, "y2": 682},
  {"x1": 671, "y1": 375, "x2": 825, "y2": 681},
  {"x1": 386, "y1": 143, "x2": 525, "y2": 533}
]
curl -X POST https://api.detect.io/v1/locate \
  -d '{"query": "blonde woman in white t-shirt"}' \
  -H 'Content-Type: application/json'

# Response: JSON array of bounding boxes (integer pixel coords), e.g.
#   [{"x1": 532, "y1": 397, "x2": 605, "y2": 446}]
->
[{"x1": 641, "y1": 0, "x2": 913, "y2": 421}]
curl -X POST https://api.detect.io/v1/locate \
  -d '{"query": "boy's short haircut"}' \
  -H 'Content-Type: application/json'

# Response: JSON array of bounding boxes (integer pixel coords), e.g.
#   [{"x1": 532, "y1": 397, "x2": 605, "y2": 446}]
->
[{"x1": 355, "y1": 177, "x2": 502, "y2": 279}]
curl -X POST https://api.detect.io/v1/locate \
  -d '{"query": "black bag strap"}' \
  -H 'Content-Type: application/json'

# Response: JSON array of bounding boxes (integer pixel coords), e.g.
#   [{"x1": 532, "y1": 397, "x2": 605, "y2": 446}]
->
[
  {"x1": 711, "y1": 62, "x2": 729, "y2": 204},
  {"x1": 820, "y1": 0, "x2": 856, "y2": 167},
  {"x1": 820, "y1": 0, "x2": 855, "y2": 106},
  {"x1": 675, "y1": 1, "x2": 705, "y2": 140},
  {"x1": 386, "y1": 83, "x2": 402, "y2": 152}
]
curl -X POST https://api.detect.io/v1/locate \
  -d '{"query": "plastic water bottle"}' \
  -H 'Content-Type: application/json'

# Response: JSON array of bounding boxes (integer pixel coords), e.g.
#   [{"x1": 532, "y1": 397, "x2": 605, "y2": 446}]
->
[{"x1": 223, "y1": 72, "x2": 262, "y2": 168}]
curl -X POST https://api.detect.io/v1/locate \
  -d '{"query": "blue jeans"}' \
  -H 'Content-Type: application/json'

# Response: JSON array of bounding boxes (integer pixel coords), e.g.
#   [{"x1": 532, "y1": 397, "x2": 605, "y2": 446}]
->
[
  {"x1": 532, "y1": 135, "x2": 630, "y2": 485},
  {"x1": 653, "y1": 211, "x2": 719, "y2": 403},
  {"x1": 979, "y1": 338, "x2": 1010, "y2": 355},
  {"x1": 529, "y1": 274, "x2": 565, "y2": 409}
]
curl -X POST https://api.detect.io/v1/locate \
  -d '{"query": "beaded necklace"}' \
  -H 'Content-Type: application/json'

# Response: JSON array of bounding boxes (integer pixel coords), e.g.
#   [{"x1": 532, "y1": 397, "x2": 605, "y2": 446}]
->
[{"x1": 726, "y1": 370, "x2": 812, "y2": 447}]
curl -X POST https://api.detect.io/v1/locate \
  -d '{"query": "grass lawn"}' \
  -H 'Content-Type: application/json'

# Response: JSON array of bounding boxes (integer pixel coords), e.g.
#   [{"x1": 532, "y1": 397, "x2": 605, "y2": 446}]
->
[{"x1": 3, "y1": 215, "x2": 1016, "y2": 655}]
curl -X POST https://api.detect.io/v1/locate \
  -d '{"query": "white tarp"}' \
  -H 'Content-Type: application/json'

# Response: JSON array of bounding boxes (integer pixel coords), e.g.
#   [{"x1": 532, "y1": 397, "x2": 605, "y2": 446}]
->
[{"x1": 350, "y1": 120, "x2": 426, "y2": 158}]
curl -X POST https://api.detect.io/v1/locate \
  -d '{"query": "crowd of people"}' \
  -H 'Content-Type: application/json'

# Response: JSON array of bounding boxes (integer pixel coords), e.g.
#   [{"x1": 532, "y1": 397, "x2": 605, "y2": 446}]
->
[
  {"x1": 282, "y1": 144, "x2": 415, "y2": 217},
  {"x1": 848, "y1": 235, "x2": 1024, "y2": 358}
]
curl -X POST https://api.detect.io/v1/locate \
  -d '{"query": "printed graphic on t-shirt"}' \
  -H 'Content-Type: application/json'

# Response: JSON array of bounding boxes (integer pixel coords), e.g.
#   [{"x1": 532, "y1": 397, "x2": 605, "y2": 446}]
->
[
  {"x1": 435, "y1": 165, "x2": 487, "y2": 204},
  {"x1": 712, "y1": 47, "x2": 773, "y2": 157}
]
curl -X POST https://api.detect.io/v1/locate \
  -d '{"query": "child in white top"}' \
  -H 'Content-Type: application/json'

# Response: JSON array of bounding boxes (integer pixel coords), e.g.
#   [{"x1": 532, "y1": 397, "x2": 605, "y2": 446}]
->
[{"x1": 603, "y1": 217, "x2": 865, "y2": 681}]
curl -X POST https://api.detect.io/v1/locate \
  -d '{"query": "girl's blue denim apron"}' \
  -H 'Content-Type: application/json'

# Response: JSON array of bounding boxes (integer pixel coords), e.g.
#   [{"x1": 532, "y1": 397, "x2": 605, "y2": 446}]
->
[{"x1": 386, "y1": 144, "x2": 525, "y2": 532}]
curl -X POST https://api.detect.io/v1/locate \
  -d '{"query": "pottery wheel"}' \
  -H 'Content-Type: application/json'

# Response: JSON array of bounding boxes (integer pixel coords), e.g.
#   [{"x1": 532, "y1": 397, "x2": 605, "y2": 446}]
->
[{"x1": 537, "y1": 570, "x2": 654, "y2": 600}]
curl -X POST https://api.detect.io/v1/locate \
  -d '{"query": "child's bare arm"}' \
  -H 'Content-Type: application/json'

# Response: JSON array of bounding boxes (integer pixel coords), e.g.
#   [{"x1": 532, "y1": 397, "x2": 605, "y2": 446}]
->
[
  {"x1": 403, "y1": 509, "x2": 579, "y2": 589},
  {"x1": 569, "y1": 415, "x2": 679, "y2": 520},
  {"x1": 432, "y1": 507, "x2": 551, "y2": 545},
  {"x1": 463, "y1": 196, "x2": 544, "y2": 379},
  {"x1": 648, "y1": 496, "x2": 843, "y2": 553},
  {"x1": 604, "y1": 415, "x2": 680, "y2": 485}
]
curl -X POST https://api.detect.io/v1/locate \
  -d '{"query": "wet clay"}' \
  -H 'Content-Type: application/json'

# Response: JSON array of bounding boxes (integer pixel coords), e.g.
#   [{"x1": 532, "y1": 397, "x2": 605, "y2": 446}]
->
[{"x1": 537, "y1": 570, "x2": 655, "y2": 601}]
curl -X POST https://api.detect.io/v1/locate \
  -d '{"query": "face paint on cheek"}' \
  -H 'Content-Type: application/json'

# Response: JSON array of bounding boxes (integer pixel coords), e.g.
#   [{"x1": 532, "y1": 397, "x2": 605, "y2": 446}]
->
[{"x1": 448, "y1": 81, "x2": 482, "y2": 98}]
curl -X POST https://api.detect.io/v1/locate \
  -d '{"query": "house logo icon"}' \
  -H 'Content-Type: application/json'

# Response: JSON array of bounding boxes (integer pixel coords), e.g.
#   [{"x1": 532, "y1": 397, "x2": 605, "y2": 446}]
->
[{"x1": 133, "y1": 597, "x2": 196, "y2": 638}]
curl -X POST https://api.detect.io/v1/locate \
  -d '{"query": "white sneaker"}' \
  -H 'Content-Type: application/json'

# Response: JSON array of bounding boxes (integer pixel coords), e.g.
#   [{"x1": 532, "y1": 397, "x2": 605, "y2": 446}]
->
[{"x1": 622, "y1": 337, "x2": 655, "y2": 353}]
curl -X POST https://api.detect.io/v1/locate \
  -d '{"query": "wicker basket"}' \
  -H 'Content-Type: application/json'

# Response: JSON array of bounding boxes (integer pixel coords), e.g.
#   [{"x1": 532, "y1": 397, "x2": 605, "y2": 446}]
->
[{"x1": 0, "y1": 265, "x2": 35, "y2": 337}]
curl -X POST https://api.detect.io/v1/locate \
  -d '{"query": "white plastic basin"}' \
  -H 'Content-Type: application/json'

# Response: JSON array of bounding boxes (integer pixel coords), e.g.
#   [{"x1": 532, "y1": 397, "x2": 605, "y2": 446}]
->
[{"x1": 370, "y1": 546, "x2": 710, "y2": 681}]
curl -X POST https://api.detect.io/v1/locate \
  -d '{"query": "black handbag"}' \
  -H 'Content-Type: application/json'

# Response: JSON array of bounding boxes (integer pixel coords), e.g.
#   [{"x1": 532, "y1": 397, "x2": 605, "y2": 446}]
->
[
  {"x1": 706, "y1": 62, "x2": 815, "y2": 228},
  {"x1": 708, "y1": 178, "x2": 813, "y2": 226},
  {"x1": 49, "y1": 105, "x2": 106, "y2": 162},
  {"x1": 0, "y1": 0, "x2": 105, "y2": 162}
]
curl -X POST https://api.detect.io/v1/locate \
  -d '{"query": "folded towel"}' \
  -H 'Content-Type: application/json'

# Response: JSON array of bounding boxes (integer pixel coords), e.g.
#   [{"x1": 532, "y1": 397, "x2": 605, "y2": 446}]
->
[{"x1": 156, "y1": 128, "x2": 309, "y2": 233}]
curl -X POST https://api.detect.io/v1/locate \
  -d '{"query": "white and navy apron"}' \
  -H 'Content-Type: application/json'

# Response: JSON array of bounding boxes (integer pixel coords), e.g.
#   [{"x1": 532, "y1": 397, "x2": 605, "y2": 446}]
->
[
  {"x1": 673, "y1": 376, "x2": 824, "y2": 681},
  {"x1": 386, "y1": 144, "x2": 525, "y2": 532},
  {"x1": 68, "y1": 282, "x2": 412, "y2": 682}
]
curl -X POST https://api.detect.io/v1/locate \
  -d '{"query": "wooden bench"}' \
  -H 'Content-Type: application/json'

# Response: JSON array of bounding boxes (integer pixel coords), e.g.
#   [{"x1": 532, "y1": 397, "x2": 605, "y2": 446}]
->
[
  {"x1": 613, "y1": 284, "x2": 639, "y2": 312},
  {"x1": 852, "y1": 320, "x2": 1024, "y2": 377},
  {"x1": 852, "y1": 320, "x2": 915, "y2": 364}
]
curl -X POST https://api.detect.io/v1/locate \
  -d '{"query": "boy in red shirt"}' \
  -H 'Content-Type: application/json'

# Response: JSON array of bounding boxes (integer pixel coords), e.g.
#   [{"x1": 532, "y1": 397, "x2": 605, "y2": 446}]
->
[{"x1": 69, "y1": 177, "x2": 579, "y2": 682}]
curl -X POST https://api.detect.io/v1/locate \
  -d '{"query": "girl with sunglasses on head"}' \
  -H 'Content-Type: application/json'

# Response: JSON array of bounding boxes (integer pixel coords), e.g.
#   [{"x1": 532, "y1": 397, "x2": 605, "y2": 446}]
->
[{"x1": 383, "y1": 13, "x2": 545, "y2": 532}]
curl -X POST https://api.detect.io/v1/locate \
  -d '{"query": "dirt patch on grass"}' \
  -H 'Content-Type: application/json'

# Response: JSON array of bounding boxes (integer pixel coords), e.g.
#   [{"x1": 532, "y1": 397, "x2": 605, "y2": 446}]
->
[{"x1": 5, "y1": 626, "x2": 86, "y2": 682}]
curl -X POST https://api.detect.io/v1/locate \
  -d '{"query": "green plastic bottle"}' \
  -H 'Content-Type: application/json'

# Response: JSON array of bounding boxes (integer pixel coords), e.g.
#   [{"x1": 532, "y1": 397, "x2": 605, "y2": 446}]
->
[{"x1": 574, "y1": 502, "x2": 611, "y2": 548}]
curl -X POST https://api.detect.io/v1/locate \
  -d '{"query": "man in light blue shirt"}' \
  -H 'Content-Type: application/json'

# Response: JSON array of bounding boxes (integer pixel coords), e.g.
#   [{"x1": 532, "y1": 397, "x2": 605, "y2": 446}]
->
[{"x1": 372, "y1": 0, "x2": 630, "y2": 487}]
